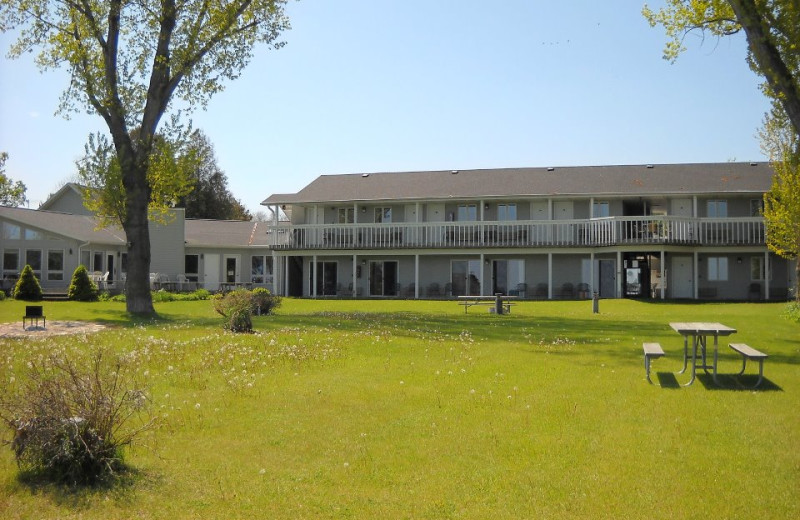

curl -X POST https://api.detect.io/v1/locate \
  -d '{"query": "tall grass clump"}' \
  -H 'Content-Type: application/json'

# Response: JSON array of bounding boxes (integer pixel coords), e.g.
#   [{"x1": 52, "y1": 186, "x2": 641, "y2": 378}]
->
[
  {"x1": 251, "y1": 287, "x2": 281, "y2": 315},
  {"x1": 67, "y1": 265, "x2": 99, "y2": 301},
  {"x1": 13, "y1": 264, "x2": 42, "y2": 301},
  {"x1": 0, "y1": 349, "x2": 156, "y2": 486},
  {"x1": 213, "y1": 289, "x2": 255, "y2": 332}
]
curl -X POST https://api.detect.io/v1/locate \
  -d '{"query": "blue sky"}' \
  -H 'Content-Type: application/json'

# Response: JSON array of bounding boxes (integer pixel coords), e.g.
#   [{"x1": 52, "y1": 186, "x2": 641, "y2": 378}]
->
[{"x1": 0, "y1": 1, "x2": 770, "y2": 214}]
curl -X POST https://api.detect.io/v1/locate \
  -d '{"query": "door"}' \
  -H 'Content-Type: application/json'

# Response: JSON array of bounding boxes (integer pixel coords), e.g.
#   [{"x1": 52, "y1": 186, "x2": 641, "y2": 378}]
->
[
  {"x1": 599, "y1": 259, "x2": 616, "y2": 298},
  {"x1": 314, "y1": 261, "x2": 338, "y2": 296},
  {"x1": 204, "y1": 254, "x2": 220, "y2": 291},
  {"x1": 369, "y1": 261, "x2": 398, "y2": 296},
  {"x1": 452, "y1": 260, "x2": 482, "y2": 296},
  {"x1": 106, "y1": 254, "x2": 115, "y2": 284},
  {"x1": 493, "y1": 259, "x2": 525, "y2": 295},
  {"x1": 671, "y1": 256, "x2": 693, "y2": 298},
  {"x1": 224, "y1": 255, "x2": 240, "y2": 283}
]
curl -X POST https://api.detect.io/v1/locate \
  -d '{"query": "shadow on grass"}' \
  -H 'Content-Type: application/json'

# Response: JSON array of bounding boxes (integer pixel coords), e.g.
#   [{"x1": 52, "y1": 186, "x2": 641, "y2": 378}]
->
[
  {"x1": 13, "y1": 464, "x2": 157, "y2": 510},
  {"x1": 696, "y1": 373, "x2": 783, "y2": 392},
  {"x1": 656, "y1": 372, "x2": 681, "y2": 389}
]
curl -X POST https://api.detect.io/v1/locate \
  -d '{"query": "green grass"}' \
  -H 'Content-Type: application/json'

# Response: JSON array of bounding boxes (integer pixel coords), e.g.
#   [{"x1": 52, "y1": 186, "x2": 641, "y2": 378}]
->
[{"x1": 0, "y1": 298, "x2": 798, "y2": 519}]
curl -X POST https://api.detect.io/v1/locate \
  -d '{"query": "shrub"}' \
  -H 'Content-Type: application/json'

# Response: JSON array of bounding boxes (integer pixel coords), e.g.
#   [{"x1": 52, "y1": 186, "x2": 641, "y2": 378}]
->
[
  {"x1": 0, "y1": 349, "x2": 156, "y2": 486},
  {"x1": 251, "y1": 287, "x2": 281, "y2": 315},
  {"x1": 0, "y1": 290, "x2": 5, "y2": 301},
  {"x1": 13, "y1": 265, "x2": 42, "y2": 301},
  {"x1": 784, "y1": 301, "x2": 800, "y2": 323},
  {"x1": 67, "y1": 265, "x2": 99, "y2": 301},
  {"x1": 213, "y1": 289, "x2": 254, "y2": 332}
]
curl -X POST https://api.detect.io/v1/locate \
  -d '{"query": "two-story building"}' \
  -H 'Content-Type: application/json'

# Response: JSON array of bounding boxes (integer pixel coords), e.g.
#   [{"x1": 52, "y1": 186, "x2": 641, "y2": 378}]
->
[
  {"x1": 0, "y1": 163, "x2": 794, "y2": 301},
  {"x1": 260, "y1": 162, "x2": 793, "y2": 301}
]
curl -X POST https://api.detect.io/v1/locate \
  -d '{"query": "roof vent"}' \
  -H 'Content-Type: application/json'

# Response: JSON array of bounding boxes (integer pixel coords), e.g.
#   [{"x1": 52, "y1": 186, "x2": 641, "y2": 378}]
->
[
  {"x1": 361, "y1": 173, "x2": 369, "y2": 178},
  {"x1": 646, "y1": 164, "x2": 654, "y2": 169},
  {"x1": 546, "y1": 167, "x2": 555, "y2": 172},
  {"x1": 451, "y1": 170, "x2": 459, "y2": 174},
  {"x1": 749, "y1": 162, "x2": 758, "y2": 166}
]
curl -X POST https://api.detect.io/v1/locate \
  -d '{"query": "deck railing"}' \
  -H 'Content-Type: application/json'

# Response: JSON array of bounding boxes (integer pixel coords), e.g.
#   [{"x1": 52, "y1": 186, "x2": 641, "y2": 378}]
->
[{"x1": 267, "y1": 216, "x2": 765, "y2": 250}]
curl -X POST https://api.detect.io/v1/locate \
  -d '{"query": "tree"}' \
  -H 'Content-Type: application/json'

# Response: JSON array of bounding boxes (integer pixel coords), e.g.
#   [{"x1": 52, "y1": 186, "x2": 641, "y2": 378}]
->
[
  {"x1": 0, "y1": 1, "x2": 291, "y2": 315},
  {"x1": 176, "y1": 130, "x2": 252, "y2": 221},
  {"x1": 0, "y1": 152, "x2": 28, "y2": 207},
  {"x1": 760, "y1": 110, "x2": 800, "y2": 301},
  {"x1": 643, "y1": 0, "x2": 800, "y2": 138}
]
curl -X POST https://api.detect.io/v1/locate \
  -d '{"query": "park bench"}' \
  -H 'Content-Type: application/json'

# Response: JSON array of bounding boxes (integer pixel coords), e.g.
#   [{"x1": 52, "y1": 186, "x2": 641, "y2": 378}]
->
[
  {"x1": 729, "y1": 343, "x2": 768, "y2": 388},
  {"x1": 23, "y1": 305, "x2": 45, "y2": 329},
  {"x1": 643, "y1": 342, "x2": 665, "y2": 384}
]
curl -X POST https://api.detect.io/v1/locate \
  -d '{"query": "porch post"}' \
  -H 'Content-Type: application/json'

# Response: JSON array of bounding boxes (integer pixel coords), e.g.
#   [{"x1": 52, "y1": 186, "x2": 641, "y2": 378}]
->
[
  {"x1": 660, "y1": 250, "x2": 666, "y2": 299},
  {"x1": 480, "y1": 253, "x2": 486, "y2": 296},
  {"x1": 352, "y1": 254, "x2": 357, "y2": 297},
  {"x1": 616, "y1": 251, "x2": 622, "y2": 298},
  {"x1": 312, "y1": 255, "x2": 317, "y2": 298},
  {"x1": 272, "y1": 252, "x2": 279, "y2": 296},
  {"x1": 693, "y1": 251, "x2": 699, "y2": 300},
  {"x1": 590, "y1": 197, "x2": 595, "y2": 218},
  {"x1": 284, "y1": 255, "x2": 289, "y2": 296},
  {"x1": 590, "y1": 252, "x2": 595, "y2": 295},
  {"x1": 764, "y1": 251, "x2": 770, "y2": 300},
  {"x1": 414, "y1": 254, "x2": 420, "y2": 299},
  {"x1": 547, "y1": 253, "x2": 553, "y2": 299}
]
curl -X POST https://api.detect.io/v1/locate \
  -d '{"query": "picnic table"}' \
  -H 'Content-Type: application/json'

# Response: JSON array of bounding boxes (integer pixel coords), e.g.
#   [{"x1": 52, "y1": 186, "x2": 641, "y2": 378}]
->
[
  {"x1": 669, "y1": 322, "x2": 737, "y2": 386},
  {"x1": 457, "y1": 294, "x2": 518, "y2": 314},
  {"x1": 219, "y1": 282, "x2": 253, "y2": 293}
]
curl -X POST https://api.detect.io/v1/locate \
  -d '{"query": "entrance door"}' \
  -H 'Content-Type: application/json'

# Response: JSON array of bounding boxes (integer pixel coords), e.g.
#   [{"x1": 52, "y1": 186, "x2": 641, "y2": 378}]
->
[
  {"x1": 452, "y1": 260, "x2": 482, "y2": 296},
  {"x1": 106, "y1": 254, "x2": 115, "y2": 284},
  {"x1": 204, "y1": 254, "x2": 220, "y2": 291},
  {"x1": 370, "y1": 261, "x2": 398, "y2": 296},
  {"x1": 671, "y1": 256, "x2": 693, "y2": 298},
  {"x1": 599, "y1": 260, "x2": 616, "y2": 298},
  {"x1": 493, "y1": 259, "x2": 525, "y2": 295},
  {"x1": 224, "y1": 255, "x2": 240, "y2": 283},
  {"x1": 314, "y1": 261, "x2": 338, "y2": 296}
]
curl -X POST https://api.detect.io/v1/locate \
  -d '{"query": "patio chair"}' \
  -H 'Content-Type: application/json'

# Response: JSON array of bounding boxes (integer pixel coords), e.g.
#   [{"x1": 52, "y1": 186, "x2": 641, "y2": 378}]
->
[
  {"x1": 748, "y1": 282, "x2": 761, "y2": 300},
  {"x1": 514, "y1": 283, "x2": 527, "y2": 298},
  {"x1": 534, "y1": 283, "x2": 548, "y2": 299},
  {"x1": 427, "y1": 283, "x2": 441, "y2": 297},
  {"x1": 577, "y1": 283, "x2": 590, "y2": 299},
  {"x1": 560, "y1": 282, "x2": 575, "y2": 299}
]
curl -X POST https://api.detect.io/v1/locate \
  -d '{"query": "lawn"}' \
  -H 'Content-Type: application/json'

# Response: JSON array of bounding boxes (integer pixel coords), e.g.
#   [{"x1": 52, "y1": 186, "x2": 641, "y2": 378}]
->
[{"x1": 0, "y1": 298, "x2": 798, "y2": 519}]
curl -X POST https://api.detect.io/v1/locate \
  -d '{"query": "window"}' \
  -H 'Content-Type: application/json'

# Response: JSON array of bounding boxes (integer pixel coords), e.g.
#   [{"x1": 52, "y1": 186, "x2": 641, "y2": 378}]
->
[
  {"x1": 750, "y1": 199, "x2": 764, "y2": 217},
  {"x1": 593, "y1": 201, "x2": 610, "y2": 218},
  {"x1": 24, "y1": 228, "x2": 44, "y2": 240},
  {"x1": 185, "y1": 254, "x2": 199, "y2": 281},
  {"x1": 25, "y1": 250, "x2": 42, "y2": 277},
  {"x1": 374, "y1": 207, "x2": 392, "y2": 223},
  {"x1": 2, "y1": 222, "x2": 21, "y2": 240},
  {"x1": 120, "y1": 253, "x2": 128, "y2": 274},
  {"x1": 457, "y1": 204, "x2": 477, "y2": 221},
  {"x1": 750, "y1": 257, "x2": 772, "y2": 281},
  {"x1": 3, "y1": 250, "x2": 19, "y2": 278},
  {"x1": 47, "y1": 250, "x2": 64, "y2": 281},
  {"x1": 498, "y1": 203, "x2": 517, "y2": 221},
  {"x1": 93, "y1": 251, "x2": 104, "y2": 273},
  {"x1": 707, "y1": 200, "x2": 728, "y2": 218},
  {"x1": 251, "y1": 255, "x2": 273, "y2": 284},
  {"x1": 707, "y1": 257, "x2": 728, "y2": 281},
  {"x1": 338, "y1": 208, "x2": 354, "y2": 224}
]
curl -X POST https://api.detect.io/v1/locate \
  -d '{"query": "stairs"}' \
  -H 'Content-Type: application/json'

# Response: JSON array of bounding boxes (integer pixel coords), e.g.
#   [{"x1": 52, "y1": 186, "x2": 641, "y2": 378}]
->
[{"x1": 42, "y1": 292, "x2": 69, "y2": 302}]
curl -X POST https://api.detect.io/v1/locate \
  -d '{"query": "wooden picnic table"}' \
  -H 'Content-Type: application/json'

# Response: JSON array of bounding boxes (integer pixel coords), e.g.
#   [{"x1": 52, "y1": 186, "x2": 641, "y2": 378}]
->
[
  {"x1": 669, "y1": 322, "x2": 737, "y2": 386},
  {"x1": 457, "y1": 294, "x2": 518, "y2": 314}
]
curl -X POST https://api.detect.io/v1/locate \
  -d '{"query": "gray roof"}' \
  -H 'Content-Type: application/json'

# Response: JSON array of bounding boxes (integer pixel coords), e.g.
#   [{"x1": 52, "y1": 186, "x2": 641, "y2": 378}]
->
[
  {"x1": 261, "y1": 162, "x2": 774, "y2": 205},
  {"x1": 184, "y1": 219, "x2": 270, "y2": 248},
  {"x1": 0, "y1": 205, "x2": 126, "y2": 244}
]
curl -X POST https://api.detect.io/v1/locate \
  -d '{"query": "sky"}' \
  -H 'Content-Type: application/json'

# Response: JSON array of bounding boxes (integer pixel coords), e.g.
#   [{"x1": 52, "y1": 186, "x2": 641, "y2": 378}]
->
[{"x1": 0, "y1": 1, "x2": 771, "y2": 215}]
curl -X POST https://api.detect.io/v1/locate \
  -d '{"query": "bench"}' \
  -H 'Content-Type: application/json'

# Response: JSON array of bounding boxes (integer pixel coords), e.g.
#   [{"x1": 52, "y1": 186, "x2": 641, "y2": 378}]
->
[
  {"x1": 23, "y1": 305, "x2": 45, "y2": 329},
  {"x1": 729, "y1": 343, "x2": 768, "y2": 388},
  {"x1": 643, "y1": 342, "x2": 665, "y2": 384}
]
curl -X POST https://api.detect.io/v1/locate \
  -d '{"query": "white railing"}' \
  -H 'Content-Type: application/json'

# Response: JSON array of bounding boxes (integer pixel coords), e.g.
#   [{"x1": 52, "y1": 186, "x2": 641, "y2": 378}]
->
[{"x1": 267, "y1": 217, "x2": 765, "y2": 250}]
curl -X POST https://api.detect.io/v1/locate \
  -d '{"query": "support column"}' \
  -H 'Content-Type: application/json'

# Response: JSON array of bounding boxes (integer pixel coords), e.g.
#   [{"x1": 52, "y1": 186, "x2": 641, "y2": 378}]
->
[
  {"x1": 764, "y1": 251, "x2": 770, "y2": 300},
  {"x1": 480, "y1": 253, "x2": 486, "y2": 296},
  {"x1": 616, "y1": 251, "x2": 622, "y2": 298},
  {"x1": 590, "y1": 252, "x2": 595, "y2": 295},
  {"x1": 312, "y1": 255, "x2": 317, "y2": 298},
  {"x1": 548, "y1": 253, "x2": 553, "y2": 299},
  {"x1": 693, "y1": 251, "x2": 699, "y2": 300},
  {"x1": 415, "y1": 254, "x2": 420, "y2": 299},
  {"x1": 353, "y1": 254, "x2": 358, "y2": 298},
  {"x1": 660, "y1": 250, "x2": 666, "y2": 299}
]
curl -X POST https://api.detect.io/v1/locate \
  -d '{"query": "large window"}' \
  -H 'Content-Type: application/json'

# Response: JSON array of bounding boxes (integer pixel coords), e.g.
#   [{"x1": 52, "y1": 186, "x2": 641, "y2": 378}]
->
[
  {"x1": 93, "y1": 251, "x2": 104, "y2": 273},
  {"x1": 707, "y1": 200, "x2": 728, "y2": 218},
  {"x1": 338, "y1": 208, "x2": 354, "y2": 224},
  {"x1": 750, "y1": 256, "x2": 772, "y2": 281},
  {"x1": 24, "y1": 228, "x2": 44, "y2": 240},
  {"x1": 185, "y1": 254, "x2": 199, "y2": 282},
  {"x1": 374, "y1": 207, "x2": 392, "y2": 223},
  {"x1": 707, "y1": 257, "x2": 728, "y2": 281},
  {"x1": 47, "y1": 250, "x2": 64, "y2": 281},
  {"x1": 750, "y1": 199, "x2": 764, "y2": 217},
  {"x1": 251, "y1": 255, "x2": 274, "y2": 285},
  {"x1": 451, "y1": 259, "x2": 482, "y2": 296},
  {"x1": 498, "y1": 203, "x2": 517, "y2": 221},
  {"x1": 457, "y1": 204, "x2": 477, "y2": 221},
  {"x1": 2, "y1": 222, "x2": 20, "y2": 240},
  {"x1": 593, "y1": 201, "x2": 610, "y2": 218},
  {"x1": 25, "y1": 250, "x2": 42, "y2": 277},
  {"x1": 2, "y1": 250, "x2": 19, "y2": 278}
]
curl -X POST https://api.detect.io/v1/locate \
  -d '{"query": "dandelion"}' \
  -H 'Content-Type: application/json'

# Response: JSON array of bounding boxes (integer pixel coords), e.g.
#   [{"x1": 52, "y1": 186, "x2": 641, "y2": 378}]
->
[
  {"x1": 259, "y1": 468, "x2": 266, "y2": 475},
  {"x1": 470, "y1": 389, "x2": 476, "y2": 395},
  {"x1": 343, "y1": 462, "x2": 350, "y2": 468},
  {"x1": 195, "y1": 403, "x2": 201, "y2": 410}
]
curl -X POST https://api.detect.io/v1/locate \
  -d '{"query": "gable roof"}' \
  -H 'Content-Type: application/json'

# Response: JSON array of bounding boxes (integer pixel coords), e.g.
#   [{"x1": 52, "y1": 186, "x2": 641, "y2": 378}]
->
[
  {"x1": 261, "y1": 162, "x2": 774, "y2": 205},
  {"x1": 0, "y1": 205, "x2": 126, "y2": 245},
  {"x1": 184, "y1": 219, "x2": 270, "y2": 248}
]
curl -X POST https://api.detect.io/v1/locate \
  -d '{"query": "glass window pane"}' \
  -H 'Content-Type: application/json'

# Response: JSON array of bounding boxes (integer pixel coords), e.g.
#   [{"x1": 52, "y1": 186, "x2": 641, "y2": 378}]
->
[
  {"x1": 2, "y1": 223, "x2": 21, "y2": 239},
  {"x1": 26, "y1": 250, "x2": 42, "y2": 271},
  {"x1": 3, "y1": 250, "x2": 19, "y2": 272}
]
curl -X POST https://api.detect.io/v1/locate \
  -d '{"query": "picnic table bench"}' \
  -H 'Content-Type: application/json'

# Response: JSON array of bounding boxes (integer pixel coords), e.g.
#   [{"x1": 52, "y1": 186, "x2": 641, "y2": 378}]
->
[
  {"x1": 642, "y1": 342, "x2": 665, "y2": 384},
  {"x1": 729, "y1": 343, "x2": 768, "y2": 388},
  {"x1": 23, "y1": 305, "x2": 45, "y2": 329},
  {"x1": 457, "y1": 294, "x2": 517, "y2": 314}
]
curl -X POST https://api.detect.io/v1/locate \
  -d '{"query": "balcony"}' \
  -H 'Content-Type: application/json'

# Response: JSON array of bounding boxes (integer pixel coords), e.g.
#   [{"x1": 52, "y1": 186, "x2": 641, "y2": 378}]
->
[{"x1": 267, "y1": 216, "x2": 765, "y2": 251}]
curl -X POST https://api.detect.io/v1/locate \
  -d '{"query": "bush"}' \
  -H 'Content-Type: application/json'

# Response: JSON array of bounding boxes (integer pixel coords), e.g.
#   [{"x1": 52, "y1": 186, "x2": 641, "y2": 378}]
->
[
  {"x1": 251, "y1": 287, "x2": 281, "y2": 315},
  {"x1": 0, "y1": 290, "x2": 5, "y2": 301},
  {"x1": 67, "y1": 265, "x2": 99, "y2": 301},
  {"x1": 0, "y1": 350, "x2": 156, "y2": 486},
  {"x1": 784, "y1": 300, "x2": 800, "y2": 323},
  {"x1": 213, "y1": 289, "x2": 254, "y2": 332},
  {"x1": 13, "y1": 265, "x2": 42, "y2": 301}
]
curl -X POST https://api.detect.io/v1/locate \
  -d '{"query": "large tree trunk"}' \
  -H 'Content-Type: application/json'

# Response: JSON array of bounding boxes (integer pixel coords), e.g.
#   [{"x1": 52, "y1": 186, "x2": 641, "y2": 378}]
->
[{"x1": 119, "y1": 145, "x2": 156, "y2": 316}]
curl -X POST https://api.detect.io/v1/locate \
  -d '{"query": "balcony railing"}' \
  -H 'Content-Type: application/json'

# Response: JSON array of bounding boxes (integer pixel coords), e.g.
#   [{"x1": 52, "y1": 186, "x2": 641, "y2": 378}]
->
[{"x1": 267, "y1": 216, "x2": 765, "y2": 250}]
